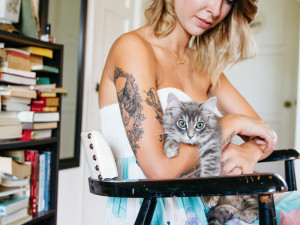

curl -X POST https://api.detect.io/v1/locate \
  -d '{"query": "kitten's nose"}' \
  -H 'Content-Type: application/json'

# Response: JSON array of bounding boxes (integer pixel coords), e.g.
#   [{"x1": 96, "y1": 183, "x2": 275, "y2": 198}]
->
[{"x1": 188, "y1": 135, "x2": 193, "y2": 139}]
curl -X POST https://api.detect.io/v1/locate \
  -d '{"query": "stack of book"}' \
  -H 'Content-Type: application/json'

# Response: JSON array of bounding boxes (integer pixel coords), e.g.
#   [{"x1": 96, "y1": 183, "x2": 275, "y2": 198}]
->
[
  {"x1": 0, "y1": 151, "x2": 32, "y2": 224},
  {"x1": 17, "y1": 85, "x2": 60, "y2": 141},
  {"x1": 22, "y1": 46, "x2": 59, "y2": 74},
  {"x1": 0, "y1": 47, "x2": 37, "y2": 86},
  {"x1": 0, "y1": 86, "x2": 37, "y2": 141}
]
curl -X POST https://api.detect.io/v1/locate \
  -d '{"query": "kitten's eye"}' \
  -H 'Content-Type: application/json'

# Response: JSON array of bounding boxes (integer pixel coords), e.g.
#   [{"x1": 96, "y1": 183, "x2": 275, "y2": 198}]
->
[
  {"x1": 196, "y1": 122, "x2": 205, "y2": 129},
  {"x1": 178, "y1": 120, "x2": 186, "y2": 128}
]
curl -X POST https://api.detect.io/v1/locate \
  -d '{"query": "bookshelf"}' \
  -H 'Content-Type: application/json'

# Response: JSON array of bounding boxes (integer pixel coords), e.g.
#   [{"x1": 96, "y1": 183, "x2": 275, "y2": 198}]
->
[{"x1": 0, "y1": 30, "x2": 62, "y2": 225}]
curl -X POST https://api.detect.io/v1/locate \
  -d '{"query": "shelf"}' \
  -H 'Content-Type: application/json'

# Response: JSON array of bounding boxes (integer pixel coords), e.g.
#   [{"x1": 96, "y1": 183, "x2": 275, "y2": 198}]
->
[
  {"x1": 24, "y1": 210, "x2": 56, "y2": 225},
  {"x1": 0, "y1": 138, "x2": 58, "y2": 150},
  {"x1": 0, "y1": 30, "x2": 62, "y2": 49},
  {"x1": 0, "y1": 29, "x2": 62, "y2": 225}
]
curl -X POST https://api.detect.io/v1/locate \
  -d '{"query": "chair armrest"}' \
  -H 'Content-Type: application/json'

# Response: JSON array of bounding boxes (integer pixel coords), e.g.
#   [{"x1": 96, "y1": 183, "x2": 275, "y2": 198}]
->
[
  {"x1": 259, "y1": 149, "x2": 300, "y2": 163},
  {"x1": 89, "y1": 173, "x2": 287, "y2": 198}
]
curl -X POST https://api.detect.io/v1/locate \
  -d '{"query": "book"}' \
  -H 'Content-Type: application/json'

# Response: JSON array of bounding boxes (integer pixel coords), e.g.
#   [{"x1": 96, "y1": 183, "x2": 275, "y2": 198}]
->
[
  {"x1": 18, "y1": 111, "x2": 59, "y2": 122},
  {"x1": 0, "y1": 87, "x2": 36, "y2": 99},
  {"x1": 37, "y1": 154, "x2": 45, "y2": 212},
  {"x1": 0, "y1": 68, "x2": 36, "y2": 79},
  {"x1": 3, "y1": 214, "x2": 32, "y2": 225},
  {"x1": 21, "y1": 47, "x2": 53, "y2": 59},
  {"x1": 32, "y1": 97, "x2": 59, "y2": 107},
  {"x1": 0, "y1": 196, "x2": 29, "y2": 216},
  {"x1": 0, "y1": 187, "x2": 27, "y2": 198},
  {"x1": 22, "y1": 122, "x2": 57, "y2": 130},
  {"x1": 0, "y1": 151, "x2": 25, "y2": 163},
  {"x1": 0, "y1": 157, "x2": 31, "y2": 178},
  {"x1": 0, "y1": 118, "x2": 20, "y2": 126},
  {"x1": 0, "y1": 112, "x2": 18, "y2": 119},
  {"x1": 43, "y1": 152, "x2": 51, "y2": 211},
  {"x1": 36, "y1": 77, "x2": 50, "y2": 85},
  {"x1": 37, "y1": 92, "x2": 56, "y2": 98},
  {"x1": 3, "y1": 48, "x2": 31, "y2": 72},
  {"x1": 31, "y1": 65, "x2": 59, "y2": 74},
  {"x1": 0, "y1": 73, "x2": 36, "y2": 86},
  {"x1": 25, "y1": 150, "x2": 39, "y2": 215},
  {"x1": 21, "y1": 130, "x2": 52, "y2": 140},
  {"x1": 0, "y1": 124, "x2": 23, "y2": 140},
  {"x1": 0, "y1": 49, "x2": 6, "y2": 60},
  {"x1": 29, "y1": 83, "x2": 56, "y2": 91},
  {"x1": 39, "y1": 87, "x2": 67, "y2": 94},
  {"x1": 0, "y1": 174, "x2": 29, "y2": 187},
  {"x1": 1, "y1": 96, "x2": 31, "y2": 105},
  {"x1": 0, "y1": 207, "x2": 29, "y2": 225},
  {"x1": 2, "y1": 103, "x2": 30, "y2": 112},
  {"x1": 30, "y1": 105, "x2": 58, "y2": 112}
]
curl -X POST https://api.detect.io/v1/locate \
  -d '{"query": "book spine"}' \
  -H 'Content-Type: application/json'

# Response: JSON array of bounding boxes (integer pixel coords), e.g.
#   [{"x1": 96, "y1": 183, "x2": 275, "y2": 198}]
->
[
  {"x1": 44, "y1": 152, "x2": 52, "y2": 211},
  {"x1": 25, "y1": 150, "x2": 39, "y2": 215},
  {"x1": 38, "y1": 154, "x2": 45, "y2": 212},
  {"x1": 30, "y1": 105, "x2": 58, "y2": 112},
  {"x1": 21, "y1": 130, "x2": 33, "y2": 140}
]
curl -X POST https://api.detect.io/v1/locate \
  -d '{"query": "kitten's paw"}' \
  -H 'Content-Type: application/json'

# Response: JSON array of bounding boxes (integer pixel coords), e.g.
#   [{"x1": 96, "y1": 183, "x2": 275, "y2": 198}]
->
[
  {"x1": 203, "y1": 196, "x2": 219, "y2": 207},
  {"x1": 165, "y1": 151, "x2": 177, "y2": 158},
  {"x1": 164, "y1": 140, "x2": 179, "y2": 158}
]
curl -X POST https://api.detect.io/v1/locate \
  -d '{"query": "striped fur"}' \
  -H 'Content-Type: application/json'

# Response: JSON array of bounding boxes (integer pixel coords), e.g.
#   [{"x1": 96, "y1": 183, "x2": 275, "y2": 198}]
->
[{"x1": 163, "y1": 93, "x2": 258, "y2": 224}]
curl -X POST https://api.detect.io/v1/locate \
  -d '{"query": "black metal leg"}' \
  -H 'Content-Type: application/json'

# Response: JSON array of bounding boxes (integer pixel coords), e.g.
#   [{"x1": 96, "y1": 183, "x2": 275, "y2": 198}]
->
[
  {"x1": 134, "y1": 197, "x2": 157, "y2": 225},
  {"x1": 285, "y1": 160, "x2": 297, "y2": 191},
  {"x1": 258, "y1": 194, "x2": 277, "y2": 225}
]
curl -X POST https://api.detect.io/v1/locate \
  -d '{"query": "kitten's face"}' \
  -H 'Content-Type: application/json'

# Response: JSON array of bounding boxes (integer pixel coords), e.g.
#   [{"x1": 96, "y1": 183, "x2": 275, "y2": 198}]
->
[
  {"x1": 176, "y1": 110, "x2": 206, "y2": 144},
  {"x1": 163, "y1": 93, "x2": 219, "y2": 144}
]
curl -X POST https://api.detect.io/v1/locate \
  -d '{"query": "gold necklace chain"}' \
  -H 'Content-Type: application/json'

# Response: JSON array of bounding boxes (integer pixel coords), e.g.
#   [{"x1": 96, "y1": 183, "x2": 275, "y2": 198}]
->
[{"x1": 164, "y1": 39, "x2": 185, "y2": 65}]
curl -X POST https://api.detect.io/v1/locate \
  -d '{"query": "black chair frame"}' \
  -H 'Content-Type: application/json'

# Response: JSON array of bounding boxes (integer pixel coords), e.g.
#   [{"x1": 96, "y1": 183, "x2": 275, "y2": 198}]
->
[{"x1": 89, "y1": 149, "x2": 299, "y2": 225}]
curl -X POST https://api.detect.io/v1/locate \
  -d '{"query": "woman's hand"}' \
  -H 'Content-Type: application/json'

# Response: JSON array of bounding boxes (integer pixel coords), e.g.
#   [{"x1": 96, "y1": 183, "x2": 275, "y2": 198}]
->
[
  {"x1": 221, "y1": 114, "x2": 276, "y2": 153},
  {"x1": 221, "y1": 140, "x2": 274, "y2": 175}
]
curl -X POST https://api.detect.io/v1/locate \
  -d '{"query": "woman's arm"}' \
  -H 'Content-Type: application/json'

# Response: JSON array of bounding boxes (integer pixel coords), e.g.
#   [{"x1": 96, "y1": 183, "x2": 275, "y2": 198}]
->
[
  {"x1": 103, "y1": 33, "x2": 199, "y2": 179},
  {"x1": 209, "y1": 73, "x2": 276, "y2": 174}
]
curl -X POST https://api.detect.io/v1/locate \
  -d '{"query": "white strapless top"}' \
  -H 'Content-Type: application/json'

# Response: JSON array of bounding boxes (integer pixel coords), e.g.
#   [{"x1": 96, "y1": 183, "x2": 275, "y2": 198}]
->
[{"x1": 99, "y1": 87, "x2": 193, "y2": 160}]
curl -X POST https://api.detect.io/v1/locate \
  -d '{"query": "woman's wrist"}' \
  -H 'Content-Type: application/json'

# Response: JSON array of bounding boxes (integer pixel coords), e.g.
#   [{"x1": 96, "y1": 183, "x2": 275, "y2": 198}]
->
[{"x1": 220, "y1": 114, "x2": 240, "y2": 148}]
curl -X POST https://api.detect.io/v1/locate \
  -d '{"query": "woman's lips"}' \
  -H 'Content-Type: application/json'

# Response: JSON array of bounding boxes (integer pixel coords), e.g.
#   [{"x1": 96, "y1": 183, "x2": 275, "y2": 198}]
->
[{"x1": 195, "y1": 16, "x2": 212, "y2": 29}]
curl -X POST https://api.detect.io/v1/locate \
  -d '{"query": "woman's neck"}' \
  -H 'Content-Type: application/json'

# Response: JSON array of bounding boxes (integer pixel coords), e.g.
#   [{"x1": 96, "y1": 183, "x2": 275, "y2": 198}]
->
[{"x1": 163, "y1": 22, "x2": 192, "y2": 63}]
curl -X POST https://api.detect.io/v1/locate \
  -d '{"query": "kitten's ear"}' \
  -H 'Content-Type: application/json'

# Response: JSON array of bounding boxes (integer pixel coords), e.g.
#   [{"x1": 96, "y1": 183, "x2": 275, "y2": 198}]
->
[
  {"x1": 167, "y1": 93, "x2": 182, "y2": 108},
  {"x1": 201, "y1": 97, "x2": 223, "y2": 117},
  {"x1": 202, "y1": 97, "x2": 217, "y2": 111}
]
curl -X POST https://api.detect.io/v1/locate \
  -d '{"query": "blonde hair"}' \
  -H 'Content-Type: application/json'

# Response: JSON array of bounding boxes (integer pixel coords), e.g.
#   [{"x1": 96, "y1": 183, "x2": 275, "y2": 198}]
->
[{"x1": 145, "y1": 0, "x2": 258, "y2": 86}]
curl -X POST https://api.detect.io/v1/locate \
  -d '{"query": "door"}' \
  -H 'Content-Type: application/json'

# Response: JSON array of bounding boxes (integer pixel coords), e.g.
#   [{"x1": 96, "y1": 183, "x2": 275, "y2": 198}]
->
[
  {"x1": 81, "y1": 1, "x2": 144, "y2": 224},
  {"x1": 225, "y1": 0, "x2": 299, "y2": 177}
]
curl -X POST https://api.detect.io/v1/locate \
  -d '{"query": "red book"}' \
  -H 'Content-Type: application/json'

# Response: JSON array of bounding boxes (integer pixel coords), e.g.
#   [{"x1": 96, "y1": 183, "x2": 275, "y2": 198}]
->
[
  {"x1": 30, "y1": 105, "x2": 58, "y2": 112},
  {"x1": 6, "y1": 48, "x2": 30, "y2": 59},
  {"x1": 25, "y1": 150, "x2": 39, "y2": 215},
  {"x1": 21, "y1": 130, "x2": 52, "y2": 140},
  {"x1": 32, "y1": 97, "x2": 59, "y2": 107}
]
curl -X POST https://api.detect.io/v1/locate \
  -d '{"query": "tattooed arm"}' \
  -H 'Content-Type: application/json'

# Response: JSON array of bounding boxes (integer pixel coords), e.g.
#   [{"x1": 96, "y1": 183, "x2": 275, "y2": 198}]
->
[{"x1": 103, "y1": 33, "x2": 199, "y2": 179}]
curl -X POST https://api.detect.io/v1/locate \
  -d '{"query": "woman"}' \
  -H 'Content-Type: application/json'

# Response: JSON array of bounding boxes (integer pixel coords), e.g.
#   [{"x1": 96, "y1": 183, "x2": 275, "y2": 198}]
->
[{"x1": 98, "y1": 0, "x2": 277, "y2": 224}]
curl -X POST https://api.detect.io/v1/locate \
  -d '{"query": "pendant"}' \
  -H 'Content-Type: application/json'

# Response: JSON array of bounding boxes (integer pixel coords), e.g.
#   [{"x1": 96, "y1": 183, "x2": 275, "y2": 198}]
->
[{"x1": 177, "y1": 60, "x2": 185, "y2": 65}]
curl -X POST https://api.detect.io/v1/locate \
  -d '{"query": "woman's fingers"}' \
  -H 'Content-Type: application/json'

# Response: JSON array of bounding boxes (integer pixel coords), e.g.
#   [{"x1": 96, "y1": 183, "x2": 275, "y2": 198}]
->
[{"x1": 221, "y1": 143, "x2": 256, "y2": 175}]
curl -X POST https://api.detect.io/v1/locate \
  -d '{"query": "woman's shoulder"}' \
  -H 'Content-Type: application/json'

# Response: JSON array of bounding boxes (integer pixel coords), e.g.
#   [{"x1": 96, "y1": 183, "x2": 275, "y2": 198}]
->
[{"x1": 109, "y1": 26, "x2": 157, "y2": 63}]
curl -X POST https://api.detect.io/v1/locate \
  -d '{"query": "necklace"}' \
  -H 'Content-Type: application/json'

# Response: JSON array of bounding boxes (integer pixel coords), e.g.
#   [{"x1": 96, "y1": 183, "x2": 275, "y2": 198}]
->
[{"x1": 164, "y1": 39, "x2": 185, "y2": 65}]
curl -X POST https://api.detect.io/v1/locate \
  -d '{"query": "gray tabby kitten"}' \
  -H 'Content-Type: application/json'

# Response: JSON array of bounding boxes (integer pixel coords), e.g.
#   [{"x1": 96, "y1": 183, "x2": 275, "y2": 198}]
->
[
  {"x1": 163, "y1": 93, "x2": 222, "y2": 177},
  {"x1": 163, "y1": 93, "x2": 258, "y2": 225}
]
